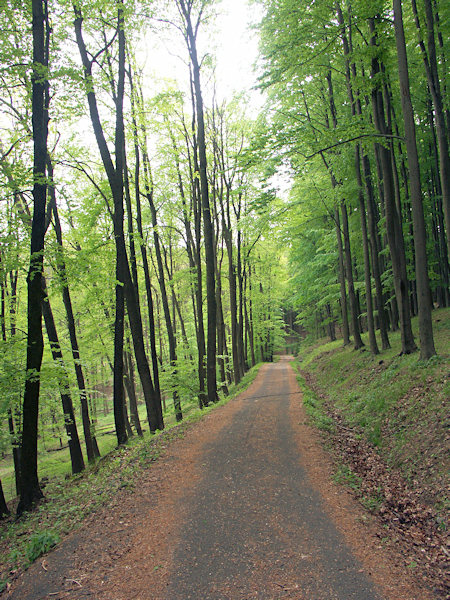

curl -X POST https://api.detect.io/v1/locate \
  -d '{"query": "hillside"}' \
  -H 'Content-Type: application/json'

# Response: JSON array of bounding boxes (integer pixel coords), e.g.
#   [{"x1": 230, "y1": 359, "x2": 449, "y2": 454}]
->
[{"x1": 296, "y1": 307, "x2": 449, "y2": 597}]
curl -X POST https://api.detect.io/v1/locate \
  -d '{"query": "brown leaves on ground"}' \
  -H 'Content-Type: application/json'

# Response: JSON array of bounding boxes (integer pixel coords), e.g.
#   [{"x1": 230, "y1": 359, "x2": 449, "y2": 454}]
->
[{"x1": 301, "y1": 370, "x2": 450, "y2": 599}]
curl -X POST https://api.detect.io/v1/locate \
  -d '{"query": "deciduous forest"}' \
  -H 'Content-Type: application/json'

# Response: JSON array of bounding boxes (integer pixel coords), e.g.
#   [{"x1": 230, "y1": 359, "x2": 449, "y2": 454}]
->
[{"x1": 0, "y1": 0, "x2": 448, "y2": 596}]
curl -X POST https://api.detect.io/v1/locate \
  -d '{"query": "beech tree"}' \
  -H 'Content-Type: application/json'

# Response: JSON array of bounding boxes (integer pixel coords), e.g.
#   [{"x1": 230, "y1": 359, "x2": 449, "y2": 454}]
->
[{"x1": 175, "y1": 0, "x2": 218, "y2": 404}]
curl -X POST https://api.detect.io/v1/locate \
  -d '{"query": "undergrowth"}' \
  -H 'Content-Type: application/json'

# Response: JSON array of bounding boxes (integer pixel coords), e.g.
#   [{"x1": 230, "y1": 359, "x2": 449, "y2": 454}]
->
[{"x1": 297, "y1": 307, "x2": 449, "y2": 510}]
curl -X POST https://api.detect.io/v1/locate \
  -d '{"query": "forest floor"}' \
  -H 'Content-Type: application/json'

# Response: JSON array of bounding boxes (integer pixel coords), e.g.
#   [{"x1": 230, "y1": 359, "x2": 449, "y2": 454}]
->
[{"x1": 1, "y1": 357, "x2": 438, "y2": 600}]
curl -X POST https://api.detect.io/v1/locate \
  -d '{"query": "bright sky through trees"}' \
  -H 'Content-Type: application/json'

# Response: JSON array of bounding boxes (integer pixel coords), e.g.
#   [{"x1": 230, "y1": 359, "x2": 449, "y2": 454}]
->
[{"x1": 140, "y1": 0, "x2": 265, "y2": 109}]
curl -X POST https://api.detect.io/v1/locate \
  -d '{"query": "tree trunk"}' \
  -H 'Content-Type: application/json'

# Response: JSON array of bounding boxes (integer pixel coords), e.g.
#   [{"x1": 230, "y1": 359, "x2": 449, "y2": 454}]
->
[
  {"x1": 47, "y1": 159, "x2": 99, "y2": 460},
  {"x1": 393, "y1": 0, "x2": 436, "y2": 359},
  {"x1": 129, "y1": 75, "x2": 162, "y2": 414},
  {"x1": 41, "y1": 280, "x2": 85, "y2": 474},
  {"x1": 182, "y1": 3, "x2": 217, "y2": 403},
  {"x1": 361, "y1": 151, "x2": 391, "y2": 350},
  {"x1": 146, "y1": 188, "x2": 182, "y2": 422},
  {"x1": 411, "y1": 0, "x2": 450, "y2": 258},
  {"x1": 356, "y1": 148, "x2": 379, "y2": 354},
  {"x1": 248, "y1": 264, "x2": 256, "y2": 367},
  {"x1": 335, "y1": 209, "x2": 351, "y2": 345},
  {"x1": 17, "y1": 0, "x2": 49, "y2": 515},
  {"x1": 0, "y1": 260, "x2": 21, "y2": 495},
  {"x1": 369, "y1": 16, "x2": 417, "y2": 355},
  {"x1": 341, "y1": 200, "x2": 364, "y2": 349},
  {"x1": 0, "y1": 481, "x2": 9, "y2": 519},
  {"x1": 75, "y1": 5, "x2": 163, "y2": 434},
  {"x1": 124, "y1": 340, "x2": 142, "y2": 436},
  {"x1": 325, "y1": 303, "x2": 336, "y2": 342}
]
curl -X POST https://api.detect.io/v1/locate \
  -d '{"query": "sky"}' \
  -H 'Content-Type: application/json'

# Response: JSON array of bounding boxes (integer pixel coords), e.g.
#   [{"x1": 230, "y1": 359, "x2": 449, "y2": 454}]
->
[{"x1": 140, "y1": 0, "x2": 265, "y2": 112}]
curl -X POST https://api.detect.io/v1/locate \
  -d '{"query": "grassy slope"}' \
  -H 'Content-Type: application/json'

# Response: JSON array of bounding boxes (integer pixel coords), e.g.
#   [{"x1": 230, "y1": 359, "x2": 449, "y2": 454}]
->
[
  {"x1": 296, "y1": 309, "x2": 449, "y2": 596},
  {"x1": 0, "y1": 364, "x2": 263, "y2": 590},
  {"x1": 297, "y1": 308, "x2": 449, "y2": 511}
]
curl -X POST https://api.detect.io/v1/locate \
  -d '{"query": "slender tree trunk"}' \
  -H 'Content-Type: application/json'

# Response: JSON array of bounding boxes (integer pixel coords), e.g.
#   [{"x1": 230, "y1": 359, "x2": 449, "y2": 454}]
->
[
  {"x1": 247, "y1": 264, "x2": 256, "y2": 367},
  {"x1": 0, "y1": 481, "x2": 9, "y2": 518},
  {"x1": 181, "y1": 3, "x2": 217, "y2": 403},
  {"x1": 17, "y1": 0, "x2": 49, "y2": 515},
  {"x1": 41, "y1": 282, "x2": 85, "y2": 473},
  {"x1": 216, "y1": 264, "x2": 229, "y2": 395},
  {"x1": 47, "y1": 160, "x2": 99, "y2": 460},
  {"x1": 325, "y1": 303, "x2": 337, "y2": 342},
  {"x1": 335, "y1": 6, "x2": 378, "y2": 353},
  {"x1": 341, "y1": 201, "x2": 364, "y2": 349},
  {"x1": 236, "y1": 230, "x2": 247, "y2": 375},
  {"x1": 136, "y1": 214, "x2": 160, "y2": 407},
  {"x1": 335, "y1": 209, "x2": 351, "y2": 345},
  {"x1": 369, "y1": 17, "x2": 417, "y2": 355},
  {"x1": 146, "y1": 187, "x2": 182, "y2": 421},
  {"x1": 75, "y1": 6, "x2": 163, "y2": 434},
  {"x1": 124, "y1": 341, "x2": 142, "y2": 436},
  {"x1": 362, "y1": 151, "x2": 391, "y2": 350},
  {"x1": 0, "y1": 261, "x2": 21, "y2": 495},
  {"x1": 224, "y1": 225, "x2": 241, "y2": 384},
  {"x1": 355, "y1": 149, "x2": 379, "y2": 354},
  {"x1": 411, "y1": 0, "x2": 450, "y2": 258},
  {"x1": 393, "y1": 0, "x2": 436, "y2": 359}
]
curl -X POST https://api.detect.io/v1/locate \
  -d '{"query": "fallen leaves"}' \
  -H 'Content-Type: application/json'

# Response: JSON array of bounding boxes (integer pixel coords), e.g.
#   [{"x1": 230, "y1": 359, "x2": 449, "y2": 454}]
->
[{"x1": 301, "y1": 369, "x2": 450, "y2": 599}]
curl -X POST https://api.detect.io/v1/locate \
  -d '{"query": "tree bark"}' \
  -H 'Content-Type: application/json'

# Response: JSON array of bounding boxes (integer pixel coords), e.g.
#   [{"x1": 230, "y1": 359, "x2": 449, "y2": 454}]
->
[
  {"x1": 180, "y1": 1, "x2": 217, "y2": 403},
  {"x1": 124, "y1": 343, "x2": 143, "y2": 436},
  {"x1": 74, "y1": 5, "x2": 163, "y2": 434},
  {"x1": 393, "y1": 0, "x2": 436, "y2": 359},
  {"x1": 355, "y1": 149, "x2": 379, "y2": 354},
  {"x1": 369, "y1": 16, "x2": 417, "y2": 355},
  {"x1": 411, "y1": 0, "x2": 450, "y2": 258},
  {"x1": 47, "y1": 159, "x2": 99, "y2": 460},
  {"x1": 17, "y1": 0, "x2": 49, "y2": 515},
  {"x1": 41, "y1": 280, "x2": 85, "y2": 474},
  {"x1": 146, "y1": 184, "x2": 182, "y2": 422},
  {"x1": 341, "y1": 200, "x2": 364, "y2": 349},
  {"x1": 335, "y1": 209, "x2": 351, "y2": 345},
  {"x1": 0, "y1": 481, "x2": 9, "y2": 519},
  {"x1": 131, "y1": 126, "x2": 162, "y2": 414}
]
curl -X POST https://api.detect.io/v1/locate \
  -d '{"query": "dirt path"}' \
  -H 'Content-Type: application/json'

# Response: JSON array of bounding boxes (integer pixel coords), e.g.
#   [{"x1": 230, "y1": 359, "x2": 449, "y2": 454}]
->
[{"x1": 5, "y1": 358, "x2": 432, "y2": 599}]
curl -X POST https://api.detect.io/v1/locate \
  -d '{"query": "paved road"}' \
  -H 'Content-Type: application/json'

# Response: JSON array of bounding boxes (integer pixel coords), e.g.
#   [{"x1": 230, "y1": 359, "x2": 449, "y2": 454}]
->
[
  {"x1": 165, "y1": 358, "x2": 381, "y2": 600},
  {"x1": 7, "y1": 358, "x2": 421, "y2": 600}
]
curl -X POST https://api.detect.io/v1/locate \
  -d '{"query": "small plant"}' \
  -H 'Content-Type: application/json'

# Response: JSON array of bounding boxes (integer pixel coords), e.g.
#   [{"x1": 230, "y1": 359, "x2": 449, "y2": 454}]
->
[
  {"x1": 361, "y1": 493, "x2": 383, "y2": 513},
  {"x1": 25, "y1": 531, "x2": 59, "y2": 564},
  {"x1": 333, "y1": 465, "x2": 362, "y2": 491}
]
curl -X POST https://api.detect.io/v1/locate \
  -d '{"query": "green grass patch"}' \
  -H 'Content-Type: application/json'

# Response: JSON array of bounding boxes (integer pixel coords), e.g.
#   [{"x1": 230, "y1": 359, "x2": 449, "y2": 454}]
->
[
  {"x1": 297, "y1": 307, "x2": 449, "y2": 509},
  {"x1": 332, "y1": 464, "x2": 362, "y2": 492},
  {"x1": 296, "y1": 373, "x2": 334, "y2": 432}
]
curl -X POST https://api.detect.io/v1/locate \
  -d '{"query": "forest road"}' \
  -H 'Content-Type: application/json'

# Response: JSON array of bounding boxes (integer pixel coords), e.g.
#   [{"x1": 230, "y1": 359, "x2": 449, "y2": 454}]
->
[{"x1": 5, "y1": 357, "x2": 430, "y2": 600}]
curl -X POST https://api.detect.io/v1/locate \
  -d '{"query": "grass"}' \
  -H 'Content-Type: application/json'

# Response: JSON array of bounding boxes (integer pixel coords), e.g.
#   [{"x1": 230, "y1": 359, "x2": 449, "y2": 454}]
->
[
  {"x1": 0, "y1": 404, "x2": 147, "y2": 504},
  {"x1": 0, "y1": 363, "x2": 263, "y2": 589},
  {"x1": 297, "y1": 307, "x2": 449, "y2": 510},
  {"x1": 296, "y1": 373, "x2": 334, "y2": 433}
]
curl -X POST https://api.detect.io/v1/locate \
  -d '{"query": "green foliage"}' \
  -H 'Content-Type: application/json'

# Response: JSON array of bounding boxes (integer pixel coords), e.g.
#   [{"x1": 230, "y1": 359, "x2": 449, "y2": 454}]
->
[
  {"x1": 296, "y1": 373, "x2": 334, "y2": 432},
  {"x1": 298, "y1": 308, "x2": 450, "y2": 509},
  {"x1": 25, "y1": 531, "x2": 60, "y2": 563},
  {"x1": 332, "y1": 465, "x2": 362, "y2": 492}
]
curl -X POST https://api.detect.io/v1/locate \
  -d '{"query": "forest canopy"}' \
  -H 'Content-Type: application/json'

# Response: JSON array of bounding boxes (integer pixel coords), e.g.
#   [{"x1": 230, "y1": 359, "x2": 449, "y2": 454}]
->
[{"x1": 0, "y1": 0, "x2": 448, "y2": 515}]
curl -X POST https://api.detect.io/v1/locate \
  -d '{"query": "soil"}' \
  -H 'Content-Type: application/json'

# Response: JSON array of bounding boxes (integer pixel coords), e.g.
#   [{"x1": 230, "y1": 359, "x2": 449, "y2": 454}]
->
[{"x1": 2, "y1": 358, "x2": 436, "y2": 599}]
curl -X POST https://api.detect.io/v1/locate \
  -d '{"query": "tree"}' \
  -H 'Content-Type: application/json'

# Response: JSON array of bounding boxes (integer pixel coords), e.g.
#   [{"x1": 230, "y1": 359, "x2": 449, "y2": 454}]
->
[
  {"x1": 393, "y1": 0, "x2": 436, "y2": 359},
  {"x1": 17, "y1": 0, "x2": 50, "y2": 515},
  {"x1": 176, "y1": 0, "x2": 218, "y2": 404},
  {"x1": 74, "y1": 1, "x2": 163, "y2": 437}
]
